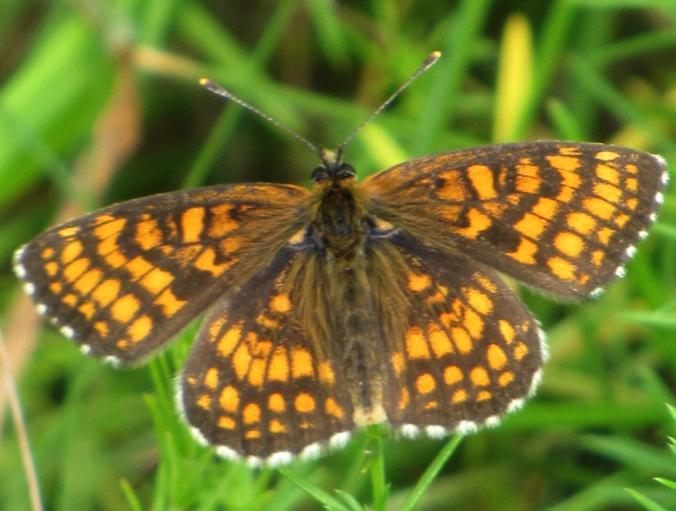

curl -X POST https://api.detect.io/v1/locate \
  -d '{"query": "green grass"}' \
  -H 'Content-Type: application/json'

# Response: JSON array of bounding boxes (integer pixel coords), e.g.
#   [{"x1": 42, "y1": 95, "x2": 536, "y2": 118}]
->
[{"x1": 1, "y1": 1, "x2": 675, "y2": 509}]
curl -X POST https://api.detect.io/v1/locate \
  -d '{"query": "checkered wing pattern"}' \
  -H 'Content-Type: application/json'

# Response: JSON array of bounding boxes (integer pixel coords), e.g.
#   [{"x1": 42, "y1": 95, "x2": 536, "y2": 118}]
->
[
  {"x1": 363, "y1": 142, "x2": 667, "y2": 298},
  {"x1": 181, "y1": 247, "x2": 354, "y2": 464},
  {"x1": 13, "y1": 184, "x2": 310, "y2": 365},
  {"x1": 368, "y1": 233, "x2": 544, "y2": 435}
]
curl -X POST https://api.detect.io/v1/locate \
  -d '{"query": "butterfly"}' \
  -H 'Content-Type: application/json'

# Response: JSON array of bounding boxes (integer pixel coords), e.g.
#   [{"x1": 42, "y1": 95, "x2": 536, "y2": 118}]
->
[{"x1": 13, "y1": 53, "x2": 668, "y2": 467}]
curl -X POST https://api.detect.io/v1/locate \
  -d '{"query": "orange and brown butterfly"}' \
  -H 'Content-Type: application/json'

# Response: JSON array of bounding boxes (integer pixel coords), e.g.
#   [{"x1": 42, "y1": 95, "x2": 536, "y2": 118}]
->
[{"x1": 14, "y1": 52, "x2": 668, "y2": 467}]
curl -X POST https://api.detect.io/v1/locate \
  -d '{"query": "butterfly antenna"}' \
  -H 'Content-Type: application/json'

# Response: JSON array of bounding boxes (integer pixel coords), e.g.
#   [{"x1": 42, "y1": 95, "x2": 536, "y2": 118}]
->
[
  {"x1": 199, "y1": 78, "x2": 320, "y2": 155},
  {"x1": 336, "y1": 50, "x2": 442, "y2": 153}
]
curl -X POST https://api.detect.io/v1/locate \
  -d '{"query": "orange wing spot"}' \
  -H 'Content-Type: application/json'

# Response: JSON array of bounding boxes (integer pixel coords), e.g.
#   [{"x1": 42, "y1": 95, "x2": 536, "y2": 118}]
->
[
  {"x1": 464, "y1": 287, "x2": 493, "y2": 315},
  {"x1": 554, "y1": 231, "x2": 585, "y2": 258},
  {"x1": 391, "y1": 352, "x2": 405, "y2": 376},
  {"x1": 247, "y1": 358, "x2": 266, "y2": 387},
  {"x1": 135, "y1": 215, "x2": 164, "y2": 251},
  {"x1": 547, "y1": 257, "x2": 576, "y2": 281},
  {"x1": 269, "y1": 419, "x2": 286, "y2": 434},
  {"x1": 463, "y1": 309, "x2": 484, "y2": 339},
  {"x1": 428, "y1": 322, "x2": 453, "y2": 357},
  {"x1": 625, "y1": 163, "x2": 638, "y2": 174},
  {"x1": 614, "y1": 213, "x2": 630, "y2": 228},
  {"x1": 556, "y1": 186, "x2": 575, "y2": 203},
  {"x1": 532, "y1": 197, "x2": 559, "y2": 220},
  {"x1": 181, "y1": 207, "x2": 205, "y2": 243},
  {"x1": 217, "y1": 324, "x2": 242, "y2": 357},
  {"x1": 245, "y1": 429, "x2": 261, "y2": 440},
  {"x1": 595, "y1": 150, "x2": 619, "y2": 161},
  {"x1": 467, "y1": 164, "x2": 497, "y2": 200},
  {"x1": 498, "y1": 371, "x2": 514, "y2": 387},
  {"x1": 155, "y1": 288, "x2": 186, "y2": 316},
  {"x1": 474, "y1": 274, "x2": 497, "y2": 293},
  {"x1": 126, "y1": 256, "x2": 153, "y2": 280},
  {"x1": 204, "y1": 368, "x2": 219, "y2": 390},
  {"x1": 584, "y1": 197, "x2": 615, "y2": 220},
  {"x1": 470, "y1": 366, "x2": 490, "y2": 387},
  {"x1": 128, "y1": 315, "x2": 152, "y2": 342},
  {"x1": 597, "y1": 227, "x2": 615, "y2": 245},
  {"x1": 218, "y1": 416, "x2": 236, "y2": 430},
  {"x1": 171, "y1": 246, "x2": 202, "y2": 267},
  {"x1": 444, "y1": 365, "x2": 463, "y2": 385},
  {"x1": 295, "y1": 392, "x2": 316, "y2": 413},
  {"x1": 452, "y1": 208, "x2": 491, "y2": 240},
  {"x1": 594, "y1": 183, "x2": 622, "y2": 204},
  {"x1": 117, "y1": 340, "x2": 130, "y2": 350},
  {"x1": 270, "y1": 293, "x2": 291, "y2": 313},
  {"x1": 268, "y1": 393, "x2": 285, "y2": 413},
  {"x1": 219, "y1": 237, "x2": 242, "y2": 254},
  {"x1": 424, "y1": 401, "x2": 439, "y2": 410},
  {"x1": 547, "y1": 155, "x2": 581, "y2": 172},
  {"x1": 487, "y1": 344, "x2": 508, "y2": 370},
  {"x1": 209, "y1": 317, "x2": 226, "y2": 341},
  {"x1": 507, "y1": 193, "x2": 523, "y2": 206},
  {"x1": 477, "y1": 390, "x2": 492, "y2": 401},
  {"x1": 291, "y1": 347, "x2": 314, "y2": 378},
  {"x1": 591, "y1": 249, "x2": 605, "y2": 266},
  {"x1": 245, "y1": 332, "x2": 273, "y2": 357},
  {"x1": 451, "y1": 327, "x2": 473, "y2": 353},
  {"x1": 515, "y1": 175, "x2": 541, "y2": 194},
  {"x1": 439, "y1": 311, "x2": 456, "y2": 329},
  {"x1": 374, "y1": 216, "x2": 395, "y2": 232},
  {"x1": 73, "y1": 268, "x2": 103, "y2": 295},
  {"x1": 514, "y1": 213, "x2": 547, "y2": 239},
  {"x1": 94, "y1": 217, "x2": 127, "y2": 240},
  {"x1": 513, "y1": 342, "x2": 529, "y2": 360},
  {"x1": 405, "y1": 326, "x2": 430, "y2": 359},
  {"x1": 94, "y1": 321, "x2": 109, "y2": 337},
  {"x1": 255, "y1": 314, "x2": 279, "y2": 329},
  {"x1": 482, "y1": 200, "x2": 508, "y2": 218},
  {"x1": 195, "y1": 247, "x2": 230, "y2": 276},
  {"x1": 92, "y1": 279, "x2": 120, "y2": 307},
  {"x1": 399, "y1": 388, "x2": 410, "y2": 410},
  {"x1": 208, "y1": 204, "x2": 239, "y2": 237},
  {"x1": 63, "y1": 258, "x2": 90, "y2": 283},
  {"x1": 139, "y1": 268, "x2": 174, "y2": 295},
  {"x1": 219, "y1": 385, "x2": 240, "y2": 413},
  {"x1": 437, "y1": 205, "x2": 463, "y2": 222},
  {"x1": 78, "y1": 301, "x2": 95, "y2": 320},
  {"x1": 499, "y1": 320, "x2": 515, "y2": 344},
  {"x1": 232, "y1": 344, "x2": 252, "y2": 380},
  {"x1": 516, "y1": 161, "x2": 540, "y2": 177},
  {"x1": 567, "y1": 212, "x2": 597, "y2": 235},
  {"x1": 625, "y1": 178, "x2": 638, "y2": 192},
  {"x1": 49, "y1": 281, "x2": 63, "y2": 295},
  {"x1": 197, "y1": 394, "x2": 212, "y2": 410},
  {"x1": 58, "y1": 226, "x2": 80, "y2": 238},
  {"x1": 41, "y1": 247, "x2": 55, "y2": 259},
  {"x1": 578, "y1": 273, "x2": 590, "y2": 284},
  {"x1": 61, "y1": 240, "x2": 83, "y2": 264},
  {"x1": 437, "y1": 169, "x2": 467, "y2": 201},
  {"x1": 452, "y1": 389, "x2": 468, "y2": 403},
  {"x1": 595, "y1": 163, "x2": 620, "y2": 185},
  {"x1": 111, "y1": 293, "x2": 140, "y2": 323},
  {"x1": 318, "y1": 361, "x2": 335, "y2": 384},
  {"x1": 416, "y1": 373, "x2": 436, "y2": 394},
  {"x1": 268, "y1": 347, "x2": 290, "y2": 382},
  {"x1": 325, "y1": 397, "x2": 345, "y2": 419},
  {"x1": 408, "y1": 272, "x2": 431, "y2": 292},
  {"x1": 62, "y1": 293, "x2": 77, "y2": 306},
  {"x1": 105, "y1": 252, "x2": 128, "y2": 269},
  {"x1": 558, "y1": 146, "x2": 582, "y2": 156},
  {"x1": 95, "y1": 234, "x2": 119, "y2": 258}
]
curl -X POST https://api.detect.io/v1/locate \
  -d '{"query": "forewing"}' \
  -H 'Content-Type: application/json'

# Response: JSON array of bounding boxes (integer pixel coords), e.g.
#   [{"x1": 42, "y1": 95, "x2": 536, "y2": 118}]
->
[
  {"x1": 369, "y1": 233, "x2": 544, "y2": 434},
  {"x1": 13, "y1": 184, "x2": 310, "y2": 364},
  {"x1": 363, "y1": 142, "x2": 668, "y2": 298},
  {"x1": 180, "y1": 247, "x2": 355, "y2": 464}
]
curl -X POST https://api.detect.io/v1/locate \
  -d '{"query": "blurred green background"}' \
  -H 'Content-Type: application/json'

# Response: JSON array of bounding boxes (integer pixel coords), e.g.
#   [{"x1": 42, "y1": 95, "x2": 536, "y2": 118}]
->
[{"x1": 1, "y1": 1, "x2": 675, "y2": 510}]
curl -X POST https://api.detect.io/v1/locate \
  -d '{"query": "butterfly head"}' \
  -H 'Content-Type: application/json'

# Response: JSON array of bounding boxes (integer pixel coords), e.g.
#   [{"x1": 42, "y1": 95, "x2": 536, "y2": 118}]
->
[{"x1": 311, "y1": 148, "x2": 356, "y2": 184}]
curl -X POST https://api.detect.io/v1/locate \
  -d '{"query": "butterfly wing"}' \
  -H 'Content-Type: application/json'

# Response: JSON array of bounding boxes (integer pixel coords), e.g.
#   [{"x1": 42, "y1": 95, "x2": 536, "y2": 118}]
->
[
  {"x1": 13, "y1": 184, "x2": 310, "y2": 364},
  {"x1": 362, "y1": 142, "x2": 667, "y2": 298},
  {"x1": 364, "y1": 232, "x2": 544, "y2": 434},
  {"x1": 180, "y1": 246, "x2": 355, "y2": 464}
]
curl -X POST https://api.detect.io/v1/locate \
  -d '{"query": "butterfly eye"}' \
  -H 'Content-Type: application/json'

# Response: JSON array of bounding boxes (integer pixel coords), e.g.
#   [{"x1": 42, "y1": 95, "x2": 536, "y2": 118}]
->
[
  {"x1": 335, "y1": 163, "x2": 356, "y2": 180},
  {"x1": 311, "y1": 166, "x2": 330, "y2": 182}
]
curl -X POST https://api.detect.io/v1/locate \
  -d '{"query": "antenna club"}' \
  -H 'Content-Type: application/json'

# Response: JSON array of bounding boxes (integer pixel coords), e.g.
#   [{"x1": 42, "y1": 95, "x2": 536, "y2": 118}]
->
[{"x1": 198, "y1": 77, "x2": 210, "y2": 86}]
